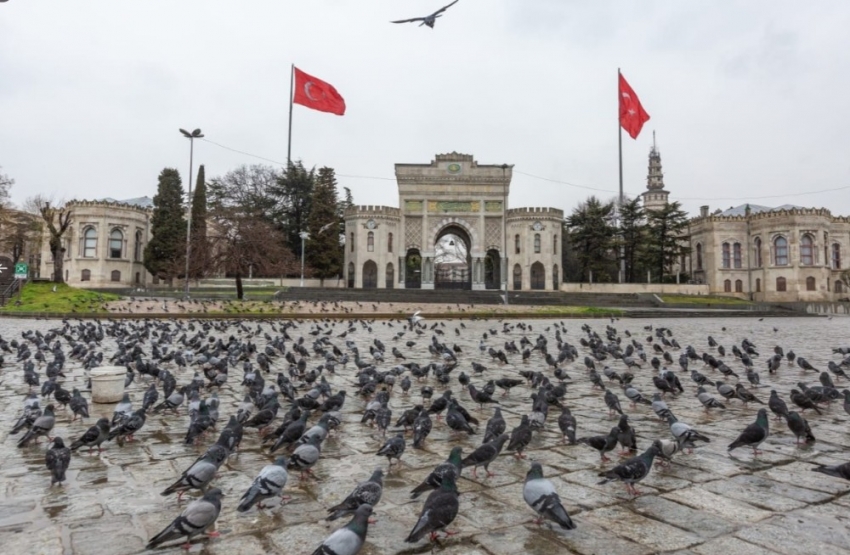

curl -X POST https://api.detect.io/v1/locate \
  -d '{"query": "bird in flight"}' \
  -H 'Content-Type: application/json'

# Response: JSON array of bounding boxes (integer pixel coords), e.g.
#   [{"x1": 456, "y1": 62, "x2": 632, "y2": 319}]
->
[{"x1": 391, "y1": 0, "x2": 460, "y2": 29}]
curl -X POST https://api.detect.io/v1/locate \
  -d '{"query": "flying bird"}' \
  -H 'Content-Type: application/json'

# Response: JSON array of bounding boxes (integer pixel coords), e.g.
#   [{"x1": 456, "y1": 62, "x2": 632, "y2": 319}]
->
[{"x1": 391, "y1": 0, "x2": 460, "y2": 29}]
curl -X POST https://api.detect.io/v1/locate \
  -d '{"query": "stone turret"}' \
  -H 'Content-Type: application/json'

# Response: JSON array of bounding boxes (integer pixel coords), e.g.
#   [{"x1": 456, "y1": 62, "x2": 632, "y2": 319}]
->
[{"x1": 642, "y1": 131, "x2": 669, "y2": 212}]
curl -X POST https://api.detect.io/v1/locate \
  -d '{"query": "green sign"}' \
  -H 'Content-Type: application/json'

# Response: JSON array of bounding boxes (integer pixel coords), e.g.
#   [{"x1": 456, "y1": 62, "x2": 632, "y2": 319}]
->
[{"x1": 14, "y1": 263, "x2": 28, "y2": 279}]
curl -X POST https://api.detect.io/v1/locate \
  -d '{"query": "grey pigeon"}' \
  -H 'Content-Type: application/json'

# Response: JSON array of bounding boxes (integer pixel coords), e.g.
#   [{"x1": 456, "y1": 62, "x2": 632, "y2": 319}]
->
[
  {"x1": 146, "y1": 488, "x2": 224, "y2": 549},
  {"x1": 654, "y1": 438, "x2": 680, "y2": 466},
  {"x1": 410, "y1": 446, "x2": 463, "y2": 499},
  {"x1": 289, "y1": 434, "x2": 323, "y2": 480},
  {"x1": 506, "y1": 414, "x2": 533, "y2": 459},
  {"x1": 768, "y1": 390, "x2": 790, "y2": 420},
  {"x1": 376, "y1": 432, "x2": 406, "y2": 468},
  {"x1": 578, "y1": 426, "x2": 619, "y2": 462},
  {"x1": 70, "y1": 417, "x2": 110, "y2": 453},
  {"x1": 811, "y1": 461, "x2": 850, "y2": 481},
  {"x1": 557, "y1": 406, "x2": 577, "y2": 445},
  {"x1": 787, "y1": 411, "x2": 815, "y2": 445},
  {"x1": 45, "y1": 437, "x2": 71, "y2": 485},
  {"x1": 598, "y1": 441, "x2": 661, "y2": 497},
  {"x1": 667, "y1": 414, "x2": 710, "y2": 453},
  {"x1": 735, "y1": 383, "x2": 765, "y2": 405},
  {"x1": 404, "y1": 471, "x2": 460, "y2": 543},
  {"x1": 326, "y1": 468, "x2": 384, "y2": 521},
  {"x1": 651, "y1": 393, "x2": 672, "y2": 419},
  {"x1": 237, "y1": 456, "x2": 289, "y2": 512},
  {"x1": 111, "y1": 392, "x2": 133, "y2": 426},
  {"x1": 523, "y1": 461, "x2": 575, "y2": 529},
  {"x1": 461, "y1": 433, "x2": 509, "y2": 478},
  {"x1": 161, "y1": 450, "x2": 225, "y2": 501},
  {"x1": 483, "y1": 407, "x2": 506, "y2": 443},
  {"x1": 696, "y1": 387, "x2": 725, "y2": 410},
  {"x1": 17, "y1": 404, "x2": 55, "y2": 447},
  {"x1": 616, "y1": 414, "x2": 637, "y2": 455},
  {"x1": 69, "y1": 388, "x2": 89, "y2": 420},
  {"x1": 604, "y1": 389, "x2": 623, "y2": 416},
  {"x1": 311, "y1": 504, "x2": 372, "y2": 555},
  {"x1": 728, "y1": 408, "x2": 769, "y2": 456}
]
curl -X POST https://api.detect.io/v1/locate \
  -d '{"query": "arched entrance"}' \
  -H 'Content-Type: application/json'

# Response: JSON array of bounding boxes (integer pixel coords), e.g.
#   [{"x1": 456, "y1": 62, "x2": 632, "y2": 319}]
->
[
  {"x1": 363, "y1": 260, "x2": 378, "y2": 289},
  {"x1": 405, "y1": 249, "x2": 421, "y2": 289},
  {"x1": 434, "y1": 225, "x2": 472, "y2": 290},
  {"x1": 513, "y1": 264, "x2": 522, "y2": 290},
  {"x1": 484, "y1": 249, "x2": 501, "y2": 290},
  {"x1": 531, "y1": 262, "x2": 545, "y2": 290},
  {"x1": 386, "y1": 263, "x2": 394, "y2": 289},
  {"x1": 347, "y1": 262, "x2": 355, "y2": 288}
]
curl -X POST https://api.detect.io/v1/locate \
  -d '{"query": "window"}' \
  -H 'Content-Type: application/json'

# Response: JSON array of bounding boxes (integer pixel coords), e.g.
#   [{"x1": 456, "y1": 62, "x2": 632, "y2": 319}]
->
[
  {"x1": 515, "y1": 234, "x2": 521, "y2": 255},
  {"x1": 81, "y1": 269, "x2": 91, "y2": 282},
  {"x1": 347, "y1": 262, "x2": 355, "y2": 288},
  {"x1": 134, "y1": 230, "x2": 143, "y2": 262},
  {"x1": 724, "y1": 279, "x2": 731, "y2": 292},
  {"x1": 83, "y1": 227, "x2": 97, "y2": 258},
  {"x1": 109, "y1": 229, "x2": 123, "y2": 259},
  {"x1": 350, "y1": 233, "x2": 354, "y2": 252},
  {"x1": 386, "y1": 263, "x2": 394, "y2": 289},
  {"x1": 806, "y1": 276, "x2": 816, "y2": 291},
  {"x1": 801, "y1": 234, "x2": 814, "y2": 265},
  {"x1": 774, "y1": 237, "x2": 788, "y2": 266},
  {"x1": 837, "y1": 280, "x2": 845, "y2": 294},
  {"x1": 367, "y1": 231, "x2": 374, "y2": 252},
  {"x1": 696, "y1": 243, "x2": 703, "y2": 270},
  {"x1": 553, "y1": 234, "x2": 558, "y2": 255},
  {"x1": 735, "y1": 279, "x2": 743, "y2": 293},
  {"x1": 111, "y1": 270, "x2": 121, "y2": 282},
  {"x1": 754, "y1": 237, "x2": 762, "y2": 267},
  {"x1": 733, "y1": 243, "x2": 742, "y2": 268},
  {"x1": 833, "y1": 243, "x2": 842, "y2": 269},
  {"x1": 776, "y1": 276, "x2": 787, "y2": 292},
  {"x1": 552, "y1": 264, "x2": 559, "y2": 290},
  {"x1": 722, "y1": 243, "x2": 731, "y2": 268},
  {"x1": 534, "y1": 234, "x2": 541, "y2": 254},
  {"x1": 135, "y1": 272, "x2": 140, "y2": 284},
  {"x1": 513, "y1": 264, "x2": 522, "y2": 290},
  {"x1": 680, "y1": 254, "x2": 687, "y2": 272},
  {"x1": 756, "y1": 278, "x2": 761, "y2": 292},
  {"x1": 388, "y1": 232, "x2": 393, "y2": 253}
]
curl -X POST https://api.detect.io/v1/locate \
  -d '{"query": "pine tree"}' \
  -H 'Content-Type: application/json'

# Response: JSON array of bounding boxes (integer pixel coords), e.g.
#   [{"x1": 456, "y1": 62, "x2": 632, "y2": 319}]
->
[
  {"x1": 617, "y1": 197, "x2": 647, "y2": 283},
  {"x1": 144, "y1": 168, "x2": 187, "y2": 284},
  {"x1": 565, "y1": 196, "x2": 617, "y2": 282},
  {"x1": 271, "y1": 161, "x2": 314, "y2": 258},
  {"x1": 644, "y1": 201, "x2": 691, "y2": 282},
  {"x1": 190, "y1": 165, "x2": 208, "y2": 278},
  {"x1": 306, "y1": 167, "x2": 343, "y2": 284}
]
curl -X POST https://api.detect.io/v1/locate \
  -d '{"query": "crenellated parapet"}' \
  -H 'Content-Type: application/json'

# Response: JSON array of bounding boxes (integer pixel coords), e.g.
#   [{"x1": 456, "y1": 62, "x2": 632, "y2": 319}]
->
[
  {"x1": 506, "y1": 207, "x2": 564, "y2": 220},
  {"x1": 66, "y1": 198, "x2": 153, "y2": 214},
  {"x1": 344, "y1": 206, "x2": 401, "y2": 219}
]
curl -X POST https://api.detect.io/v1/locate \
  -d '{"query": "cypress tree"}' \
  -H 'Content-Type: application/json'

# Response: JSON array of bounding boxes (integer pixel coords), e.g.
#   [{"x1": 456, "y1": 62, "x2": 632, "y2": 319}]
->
[
  {"x1": 305, "y1": 167, "x2": 343, "y2": 284},
  {"x1": 144, "y1": 168, "x2": 187, "y2": 284},
  {"x1": 617, "y1": 197, "x2": 647, "y2": 283},
  {"x1": 190, "y1": 165, "x2": 208, "y2": 278}
]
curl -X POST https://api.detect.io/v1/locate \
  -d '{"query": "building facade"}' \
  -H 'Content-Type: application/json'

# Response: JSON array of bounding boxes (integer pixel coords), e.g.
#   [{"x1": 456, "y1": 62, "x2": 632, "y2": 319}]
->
[
  {"x1": 344, "y1": 152, "x2": 563, "y2": 290},
  {"x1": 38, "y1": 197, "x2": 154, "y2": 288}
]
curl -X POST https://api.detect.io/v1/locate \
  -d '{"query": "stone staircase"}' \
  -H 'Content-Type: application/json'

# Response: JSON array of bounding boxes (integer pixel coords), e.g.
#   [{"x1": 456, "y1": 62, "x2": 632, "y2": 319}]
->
[{"x1": 0, "y1": 257, "x2": 18, "y2": 306}]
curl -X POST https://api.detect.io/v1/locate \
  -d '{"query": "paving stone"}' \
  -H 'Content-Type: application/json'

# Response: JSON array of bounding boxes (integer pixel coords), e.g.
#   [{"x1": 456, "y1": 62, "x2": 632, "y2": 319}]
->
[
  {"x1": 582, "y1": 505, "x2": 703, "y2": 552},
  {"x1": 629, "y1": 495, "x2": 735, "y2": 538},
  {"x1": 734, "y1": 516, "x2": 844, "y2": 555},
  {"x1": 688, "y1": 535, "x2": 784, "y2": 555},
  {"x1": 662, "y1": 485, "x2": 773, "y2": 523}
]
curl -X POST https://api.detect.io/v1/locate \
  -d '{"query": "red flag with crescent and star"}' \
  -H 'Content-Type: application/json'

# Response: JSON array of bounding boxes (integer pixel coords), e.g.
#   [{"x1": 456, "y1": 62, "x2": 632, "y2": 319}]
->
[
  {"x1": 618, "y1": 73, "x2": 649, "y2": 139},
  {"x1": 293, "y1": 67, "x2": 346, "y2": 116}
]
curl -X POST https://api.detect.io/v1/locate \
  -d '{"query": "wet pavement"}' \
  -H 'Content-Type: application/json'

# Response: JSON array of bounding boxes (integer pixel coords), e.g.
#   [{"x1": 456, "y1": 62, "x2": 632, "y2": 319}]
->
[{"x1": 1, "y1": 315, "x2": 850, "y2": 555}]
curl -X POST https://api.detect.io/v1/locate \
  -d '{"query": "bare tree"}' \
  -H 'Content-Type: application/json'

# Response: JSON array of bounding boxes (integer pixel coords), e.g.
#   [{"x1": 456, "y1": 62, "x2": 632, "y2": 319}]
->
[{"x1": 32, "y1": 197, "x2": 72, "y2": 283}]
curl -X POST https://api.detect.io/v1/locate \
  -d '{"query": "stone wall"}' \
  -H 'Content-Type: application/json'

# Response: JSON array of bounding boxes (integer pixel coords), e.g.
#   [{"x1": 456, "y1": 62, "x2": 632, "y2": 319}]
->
[{"x1": 560, "y1": 283, "x2": 710, "y2": 295}]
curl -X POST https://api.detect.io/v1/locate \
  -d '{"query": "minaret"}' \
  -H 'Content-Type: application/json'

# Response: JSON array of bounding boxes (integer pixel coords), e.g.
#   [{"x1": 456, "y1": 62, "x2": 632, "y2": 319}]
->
[{"x1": 642, "y1": 131, "x2": 669, "y2": 211}]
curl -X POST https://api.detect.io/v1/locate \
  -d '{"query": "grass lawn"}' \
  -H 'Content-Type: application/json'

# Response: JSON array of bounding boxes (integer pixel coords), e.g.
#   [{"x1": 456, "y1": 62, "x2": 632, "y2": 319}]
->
[
  {"x1": 660, "y1": 295, "x2": 753, "y2": 305},
  {"x1": 0, "y1": 282, "x2": 120, "y2": 313}
]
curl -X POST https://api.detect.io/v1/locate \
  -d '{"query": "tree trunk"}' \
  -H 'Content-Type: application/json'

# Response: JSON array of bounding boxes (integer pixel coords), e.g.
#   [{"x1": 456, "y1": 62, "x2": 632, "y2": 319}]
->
[
  {"x1": 236, "y1": 272, "x2": 244, "y2": 300},
  {"x1": 50, "y1": 240, "x2": 65, "y2": 283}
]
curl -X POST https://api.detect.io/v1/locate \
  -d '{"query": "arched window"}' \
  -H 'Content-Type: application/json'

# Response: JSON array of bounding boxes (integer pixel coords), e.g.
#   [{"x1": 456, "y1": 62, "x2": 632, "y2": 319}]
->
[
  {"x1": 696, "y1": 243, "x2": 703, "y2": 270},
  {"x1": 735, "y1": 279, "x2": 743, "y2": 293},
  {"x1": 109, "y1": 229, "x2": 123, "y2": 259},
  {"x1": 347, "y1": 262, "x2": 355, "y2": 288},
  {"x1": 774, "y1": 237, "x2": 788, "y2": 266},
  {"x1": 81, "y1": 269, "x2": 91, "y2": 281},
  {"x1": 832, "y1": 243, "x2": 841, "y2": 269},
  {"x1": 533, "y1": 234, "x2": 541, "y2": 254},
  {"x1": 553, "y1": 234, "x2": 558, "y2": 255},
  {"x1": 135, "y1": 272, "x2": 141, "y2": 284},
  {"x1": 386, "y1": 263, "x2": 394, "y2": 289},
  {"x1": 515, "y1": 234, "x2": 521, "y2": 255},
  {"x1": 733, "y1": 242, "x2": 742, "y2": 268},
  {"x1": 800, "y1": 234, "x2": 814, "y2": 265},
  {"x1": 111, "y1": 270, "x2": 121, "y2": 282},
  {"x1": 756, "y1": 278, "x2": 761, "y2": 292},
  {"x1": 350, "y1": 233, "x2": 354, "y2": 252},
  {"x1": 367, "y1": 231, "x2": 374, "y2": 252},
  {"x1": 134, "y1": 230, "x2": 143, "y2": 262},
  {"x1": 806, "y1": 276, "x2": 816, "y2": 291},
  {"x1": 724, "y1": 279, "x2": 731, "y2": 292},
  {"x1": 722, "y1": 243, "x2": 731, "y2": 268},
  {"x1": 776, "y1": 277, "x2": 787, "y2": 292},
  {"x1": 83, "y1": 227, "x2": 97, "y2": 258},
  {"x1": 836, "y1": 280, "x2": 845, "y2": 294},
  {"x1": 513, "y1": 264, "x2": 522, "y2": 290},
  {"x1": 387, "y1": 233, "x2": 393, "y2": 253},
  {"x1": 754, "y1": 237, "x2": 762, "y2": 267},
  {"x1": 552, "y1": 264, "x2": 559, "y2": 290}
]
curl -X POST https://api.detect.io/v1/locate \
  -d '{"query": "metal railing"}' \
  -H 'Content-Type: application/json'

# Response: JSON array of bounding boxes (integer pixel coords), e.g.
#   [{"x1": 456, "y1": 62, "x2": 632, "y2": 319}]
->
[{"x1": 0, "y1": 279, "x2": 20, "y2": 306}]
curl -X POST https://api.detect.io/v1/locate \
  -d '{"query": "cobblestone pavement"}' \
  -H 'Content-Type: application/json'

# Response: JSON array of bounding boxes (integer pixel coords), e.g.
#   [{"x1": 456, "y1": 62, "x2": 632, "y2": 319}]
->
[{"x1": 1, "y1": 316, "x2": 849, "y2": 555}]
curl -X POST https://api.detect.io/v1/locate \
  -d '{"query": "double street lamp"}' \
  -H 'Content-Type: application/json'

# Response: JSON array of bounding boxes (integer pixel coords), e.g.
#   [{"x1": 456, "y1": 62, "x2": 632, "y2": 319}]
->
[{"x1": 179, "y1": 128, "x2": 203, "y2": 299}]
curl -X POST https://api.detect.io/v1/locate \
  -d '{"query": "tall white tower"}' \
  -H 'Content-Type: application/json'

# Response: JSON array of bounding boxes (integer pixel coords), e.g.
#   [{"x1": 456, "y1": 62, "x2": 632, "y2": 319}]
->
[{"x1": 642, "y1": 131, "x2": 669, "y2": 212}]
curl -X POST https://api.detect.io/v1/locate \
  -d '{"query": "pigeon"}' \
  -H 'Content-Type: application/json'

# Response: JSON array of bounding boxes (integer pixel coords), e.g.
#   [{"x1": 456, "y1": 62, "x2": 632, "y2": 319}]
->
[
  {"x1": 616, "y1": 414, "x2": 638, "y2": 455},
  {"x1": 483, "y1": 407, "x2": 506, "y2": 443},
  {"x1": 461, "y1": 433, "x2": 509, "y2": 478},
  {"x1": 787, "y1": 411, "x2": 815, "y2": 445},
  {"x1": 728, "y1": 408, "x2": 769, "y2": 456},
  {"x1": 407, "y1": 310, "x2": 424, "y2": 327},
  {"x1": 667, "y1": 414, "x2": 710, "y2": 453},
  {"x1": 410, "y1": 446, "x2": 463, "y2": 499},
  {"x1": 311, "y1": 504, "x2": 373, "y2": 555},
  {"x1": 146, "y1": 488, "x2": 225, "y2": 549},
  {"x1": 696, "y1": 387, "x2": 725, "y2": 410},
  {"x1": 557, "y1": 406, "x2": 577, "y2": 445},
  {"x1": 108, "y1": 408, "x2": 146, "y2": 445},
  {"x1": 327, "y1": 468, "x2": 384, "y2": 521},
  {"x1": 412, "y1": 408, "x2": 432, "y2": 449},
  {"x1": 45, "y1": 437, "x2": 71, "y2": 485},
  {"x1": 391, "y1": 0, "x2": 460, "y2": 29},
  {"x1": 604, "y1": 389, "x2": 624, "y2": 416},
  {"x1": 376, "y1": 433, "x2": 406, "y2": 468},
  {"x1": 811, "y1": 461, "x2": 850, "y2": 481},
  {"x1": 161, "y1": 450, "x2": 226, "y2": 501},
  {"x1": 70, "y1": 417, "x2": 111, "y2": 453},
  {"x1": 446, "y1": 401, "x2": 475, "y2": 435},
  {"x1": 651, "y1": 393, "x2": 672, "y2": 420},
  {"x1": 111, "y1": 392, "x2": 133, "y2": 426},
  {"x1": 790, "y1": 388, "x2": 823, "y2": 414},
  {"x1": 17, "y1": 404, "x2": 55, "y2": 447},
  {"x1": 506, "y1": 414, "x2": 533, "y2": 459},
  {"x1": 597, "y1": 441, "x2": 661, "y2": 497},
  {"x1": 523, "y1": 461, "x2": 575, "y2": 529},
  {"x1": 237, "y1": 456, "x2": 289, "y2": 512},
  {"x1": 654, "y1": 439, "x2": 680, "y2": 467},
  {"x1": 404, "y1": 471, "x2": 460, "y2": 543},
  {"x1": 289, "y1": 434, "x2": 323, "y2": 480},
  {"x1": 142, "y1": 383, "x2": 159, "y2": 412},
  {"x1": 69, "y1": 388, "x2": 89, "y2": 420},
  {"x1": 269, "y1": 411, "x2": 310, "y2": 454},
  {"x1": 578, "y1": 426, "x2": 619, "y2": 462},
  {"x1": 735, "y1": 383, "x2": 765, "y2": 405},
  {"x1": 768, "y1": 390, "x2": 790, "y2": 420}
]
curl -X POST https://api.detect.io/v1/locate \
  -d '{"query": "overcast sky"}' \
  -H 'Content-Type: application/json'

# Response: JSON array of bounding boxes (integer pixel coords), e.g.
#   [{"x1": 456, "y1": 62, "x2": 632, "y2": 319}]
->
[{"x1": 2, "y1": 1, "x2": 849, "y2": 218}]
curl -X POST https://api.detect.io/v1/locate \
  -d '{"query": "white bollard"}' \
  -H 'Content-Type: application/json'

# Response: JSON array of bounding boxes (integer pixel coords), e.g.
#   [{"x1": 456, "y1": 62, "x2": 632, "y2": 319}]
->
[{"x1": 90, "y1": 366, "x2": 127, "y2": 403}]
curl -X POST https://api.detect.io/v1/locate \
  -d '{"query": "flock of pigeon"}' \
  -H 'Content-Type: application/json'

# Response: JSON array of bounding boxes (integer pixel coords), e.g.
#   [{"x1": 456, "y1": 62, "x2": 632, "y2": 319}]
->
[{"x1": 4, "y1": 314, "x2": 850, "y2": 553}]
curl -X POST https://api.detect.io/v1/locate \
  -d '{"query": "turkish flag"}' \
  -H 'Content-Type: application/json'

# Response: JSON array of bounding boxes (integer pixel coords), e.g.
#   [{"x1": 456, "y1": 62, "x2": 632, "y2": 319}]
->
[
  {"x1": 619, "y1": 73, "x2": 650, "y2": 139},
  {"x1": 293, "y1": 67, "x2": 346, "y2": 116}
]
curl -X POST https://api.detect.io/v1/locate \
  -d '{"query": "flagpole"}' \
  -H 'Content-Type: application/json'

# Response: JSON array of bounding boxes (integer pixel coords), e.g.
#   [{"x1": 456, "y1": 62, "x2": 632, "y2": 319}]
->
[
  {"x1": 617, "y1": 67, "x2": 625, "y2": 284},
  {"x1": 287, "y1": 63, "x2": 294, "y2": 167}
]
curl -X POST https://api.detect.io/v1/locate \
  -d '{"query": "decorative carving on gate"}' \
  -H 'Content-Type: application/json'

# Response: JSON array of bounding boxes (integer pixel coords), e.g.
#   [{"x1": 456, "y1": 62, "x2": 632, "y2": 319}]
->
[
  {"x1": 405, "y1": 217, "x2": 422, "y2": 250},
  {"x1": 485, "y1": 218, "x2": 502, "y2": 250}
]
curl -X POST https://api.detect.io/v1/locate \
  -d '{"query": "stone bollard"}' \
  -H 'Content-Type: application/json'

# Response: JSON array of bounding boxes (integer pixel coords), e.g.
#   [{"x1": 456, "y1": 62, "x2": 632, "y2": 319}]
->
[{"x1": 90, "y1": 366, "x2": 127, "y2": 403}]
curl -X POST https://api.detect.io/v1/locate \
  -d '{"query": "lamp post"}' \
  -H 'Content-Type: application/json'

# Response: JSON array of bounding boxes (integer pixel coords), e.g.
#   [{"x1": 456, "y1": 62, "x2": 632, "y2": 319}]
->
[
  {"x1": 299, "y1": 231, "x2": 310, "y2": 287},
  {"x1": 179, "y1": 128, "x2": 203, "y2": 299}
]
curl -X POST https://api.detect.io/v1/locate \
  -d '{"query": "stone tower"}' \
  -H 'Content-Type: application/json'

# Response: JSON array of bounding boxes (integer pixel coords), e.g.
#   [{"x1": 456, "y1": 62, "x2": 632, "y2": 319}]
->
[{"x1": 642, "y1": 131, "x2": 669, "y2": 212}]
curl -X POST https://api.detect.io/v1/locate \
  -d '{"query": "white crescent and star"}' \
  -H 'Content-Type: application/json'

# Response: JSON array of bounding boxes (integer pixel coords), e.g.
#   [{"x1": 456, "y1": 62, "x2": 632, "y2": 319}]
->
[{"x1": 304, "y1": 82, "x2": 323, "y2": 102}]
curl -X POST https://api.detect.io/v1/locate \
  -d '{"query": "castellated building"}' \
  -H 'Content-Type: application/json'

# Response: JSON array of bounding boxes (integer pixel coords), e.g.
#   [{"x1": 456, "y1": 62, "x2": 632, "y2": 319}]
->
[{"x1": 343, "y1": 152, "x2": 563, "y2": 291}]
